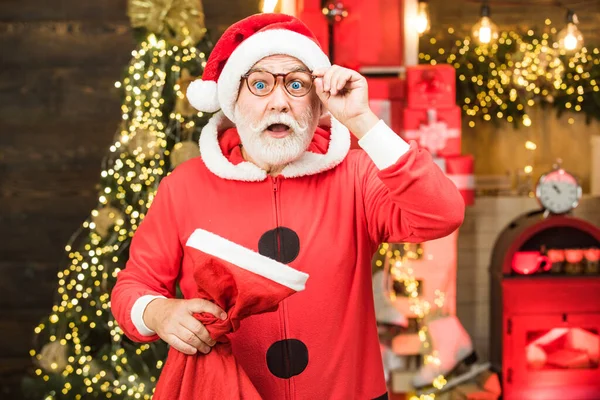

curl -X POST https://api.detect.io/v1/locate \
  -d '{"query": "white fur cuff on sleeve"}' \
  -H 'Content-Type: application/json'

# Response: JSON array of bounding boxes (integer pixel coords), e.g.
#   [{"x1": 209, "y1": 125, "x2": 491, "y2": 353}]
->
[
  {"x1": 358, "y1": 120, "x2": 410, "y2": 170},
  {"x1": 131, "y1": 294, "x2": 167, "y2": 336}
]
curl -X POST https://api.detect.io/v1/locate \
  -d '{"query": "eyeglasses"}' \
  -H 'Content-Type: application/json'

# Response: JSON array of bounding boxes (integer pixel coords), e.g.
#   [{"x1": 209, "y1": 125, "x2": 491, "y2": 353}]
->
[{"x1": 241, "y1": 70, "x2": 316, "y2": 97}]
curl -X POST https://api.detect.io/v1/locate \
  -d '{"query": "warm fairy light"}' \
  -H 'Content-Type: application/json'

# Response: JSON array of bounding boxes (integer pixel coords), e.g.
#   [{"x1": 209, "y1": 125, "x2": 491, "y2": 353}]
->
[
  {"x1": 524, "y1": 165, "x2": 533, "y2": 174},
  {"x1": 525, "y1": 141, "x2": 537, "y2": 150},
  {"x1": 378, "y1": 243, "x2": 448, "y2": 397},
  {"x1": 420, "y1": 18, "x2": 600, "y2": 127}
]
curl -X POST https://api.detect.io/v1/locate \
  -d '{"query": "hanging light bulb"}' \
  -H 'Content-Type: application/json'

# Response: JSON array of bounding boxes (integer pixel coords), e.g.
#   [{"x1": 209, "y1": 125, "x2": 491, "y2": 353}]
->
[
  {"x1": 472, "y1": 1, "x2": 498, "y2": 45},
  {"x1": 414, "y1": 0, "x2": 431, "y2": 35},
  {"x1": 262, "y1": 0, "x2": 279, "y2": 13},
  {"x1": 557, "y1": 9, "x2": 583, "y2": 52}
]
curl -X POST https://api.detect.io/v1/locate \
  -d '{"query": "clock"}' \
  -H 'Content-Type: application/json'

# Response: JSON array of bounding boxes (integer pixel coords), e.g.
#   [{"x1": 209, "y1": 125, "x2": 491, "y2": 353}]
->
[{"x1": 535, "y1": 167, "x2": 582, "y2": 215}]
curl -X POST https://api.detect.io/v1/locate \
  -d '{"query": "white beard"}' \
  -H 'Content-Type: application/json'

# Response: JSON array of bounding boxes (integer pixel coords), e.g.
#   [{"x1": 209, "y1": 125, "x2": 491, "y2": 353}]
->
[{"x1": 234, "y1": 104, "x2": 319, "y2": 168}]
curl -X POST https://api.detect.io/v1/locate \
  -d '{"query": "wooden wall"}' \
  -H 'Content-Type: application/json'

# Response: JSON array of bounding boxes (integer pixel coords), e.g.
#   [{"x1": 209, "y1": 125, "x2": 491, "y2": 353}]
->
[{"x1": 0, "y1": 1, "x2": 259, "y2": 398}]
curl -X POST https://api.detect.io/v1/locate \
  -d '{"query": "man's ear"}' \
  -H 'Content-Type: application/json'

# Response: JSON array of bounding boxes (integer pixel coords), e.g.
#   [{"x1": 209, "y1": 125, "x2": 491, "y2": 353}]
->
[{"x1": 317, "y1": 105, "x2": 331, "y2": 128}]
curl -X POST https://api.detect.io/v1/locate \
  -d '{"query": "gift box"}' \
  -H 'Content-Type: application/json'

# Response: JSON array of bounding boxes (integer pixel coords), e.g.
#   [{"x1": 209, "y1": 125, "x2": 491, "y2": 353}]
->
[
  {"x1": 406, "y1": 65, "x2": 456, "y2": 109},
  {"x1": 402, "y1": 107, "x2": 461, "y2": 157},
  {"x1": 367, "y1": 77, "x2": 405, "y2": 100},
  {"x1": 346, "y1": 77, "x2": 405, "y2": 149},
  {"x1": 434, "y1": 155, "x2": 475, "y2": 206},
  {"x1": 298, "y1": 0, "x2": 405, "y2": 68}
]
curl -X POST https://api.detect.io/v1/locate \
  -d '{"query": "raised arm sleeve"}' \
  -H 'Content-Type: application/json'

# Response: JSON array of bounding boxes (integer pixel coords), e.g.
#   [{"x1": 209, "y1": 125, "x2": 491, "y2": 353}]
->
[{"x1": 358, "y1": 121, "x2": 465, "y2": 244}]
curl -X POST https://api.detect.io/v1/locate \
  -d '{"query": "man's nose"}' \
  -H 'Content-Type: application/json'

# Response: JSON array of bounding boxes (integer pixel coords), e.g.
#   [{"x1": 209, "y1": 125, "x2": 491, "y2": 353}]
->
[{"x1": 267, "y1": 80, "x2": 290, "y2": 113}]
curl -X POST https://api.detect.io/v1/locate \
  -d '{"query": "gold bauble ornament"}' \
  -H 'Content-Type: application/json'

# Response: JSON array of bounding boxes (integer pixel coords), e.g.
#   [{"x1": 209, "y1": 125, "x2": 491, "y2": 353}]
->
[
  {"x1": 128, "y1": 0, "x2": 207, "y2": 44},
  {"x1": 38, "y1": 341, "x2": 68, "y2": 373},
  {"x1": 175, "y1": 68, "x2": 199, "y2": 118},
  {"x1": 170, "y1": 141, "x2": 200, "y2": 168},
  {"x1": 128, "y1": 129, "x2": 161, "y2": 158},
  {"x1": 92, "y1": 206, "x2": 124, "y2": 238}
]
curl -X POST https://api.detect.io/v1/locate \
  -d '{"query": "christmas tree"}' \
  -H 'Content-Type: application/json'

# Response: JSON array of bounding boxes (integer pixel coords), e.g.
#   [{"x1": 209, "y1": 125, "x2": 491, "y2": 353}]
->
[{"x1": 23, "y1": 0, "x2": 213, "y2": 398}]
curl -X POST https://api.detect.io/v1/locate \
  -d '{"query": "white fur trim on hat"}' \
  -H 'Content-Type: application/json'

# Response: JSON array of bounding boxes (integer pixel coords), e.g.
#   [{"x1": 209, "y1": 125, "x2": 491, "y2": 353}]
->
[
  {"x1": 217, "y1": 29, "x2": 331, "y2": 122},
  {"x1": 186, "y1": 79, "x2": 221, "y2": 113}
]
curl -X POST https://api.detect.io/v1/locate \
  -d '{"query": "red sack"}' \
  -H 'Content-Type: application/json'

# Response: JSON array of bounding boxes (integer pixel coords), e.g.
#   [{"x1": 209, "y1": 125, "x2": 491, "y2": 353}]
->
[{"x1": 153, "y1": 229, "x2": 309, "y2": 400}]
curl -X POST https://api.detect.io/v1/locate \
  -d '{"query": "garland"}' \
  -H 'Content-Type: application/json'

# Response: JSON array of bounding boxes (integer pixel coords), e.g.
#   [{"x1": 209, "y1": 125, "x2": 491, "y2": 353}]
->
[{"x1": 419, "y1": 21, "x2": 600, "y2": 128}]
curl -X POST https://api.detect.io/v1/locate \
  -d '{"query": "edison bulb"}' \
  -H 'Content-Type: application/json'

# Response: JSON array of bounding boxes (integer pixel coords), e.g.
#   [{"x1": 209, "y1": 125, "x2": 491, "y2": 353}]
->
[
  {"x1": 472, "y1": 16, "x2": 498, "y2": 44},
  {"x1": 414, "y1": 1, "x2": 430, "y2": 35},
  {"x1": 558, "y1": 23, "x2": 583, "y2": 52}
]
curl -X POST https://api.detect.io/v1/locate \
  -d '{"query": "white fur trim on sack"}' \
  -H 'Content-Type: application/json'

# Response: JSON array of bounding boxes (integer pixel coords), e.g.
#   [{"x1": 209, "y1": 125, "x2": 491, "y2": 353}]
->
[
  {"x1": 199, "y1": 111, "x2": 351, "y2": 181},
  {"x1": 186, "y1": 228, "x2": 309, "y2": 291},
  {"x1": 186, "y1": 79, "x2": 221, "y2": 113},
  {"x1": 217, "y1": 29, "x2": 331, "y2": 122}
]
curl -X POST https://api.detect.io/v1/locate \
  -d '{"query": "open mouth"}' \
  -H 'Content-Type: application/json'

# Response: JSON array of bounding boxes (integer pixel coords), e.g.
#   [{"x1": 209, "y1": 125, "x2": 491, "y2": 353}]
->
[{"x1": 266, "y1": 123, "x2": 290, "y2": 133}]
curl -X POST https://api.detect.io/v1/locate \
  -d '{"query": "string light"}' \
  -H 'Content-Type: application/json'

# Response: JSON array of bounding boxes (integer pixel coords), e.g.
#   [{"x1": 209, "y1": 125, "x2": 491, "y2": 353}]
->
[
  {"x1": 377, "y1": 243, "x2": 448, "y2": 399},
  {"x1": 471, "y1": 1, "x2": 498, "y2": 45},
  {"x1": 557, "y1": 9, "x2": 584, "y2": 53},
  {"x1": 415, "y1": 0, "x2": 431, "y2": 36}
]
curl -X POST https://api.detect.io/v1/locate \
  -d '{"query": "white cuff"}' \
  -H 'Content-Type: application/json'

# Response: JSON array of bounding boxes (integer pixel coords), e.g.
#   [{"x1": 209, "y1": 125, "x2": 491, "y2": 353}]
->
[
  {"x1": 358, "y1": 120, "x2": 410, "y2": 170},
  {"x1": 131, "y1": 294, "x2": 167, "y2": 336}
]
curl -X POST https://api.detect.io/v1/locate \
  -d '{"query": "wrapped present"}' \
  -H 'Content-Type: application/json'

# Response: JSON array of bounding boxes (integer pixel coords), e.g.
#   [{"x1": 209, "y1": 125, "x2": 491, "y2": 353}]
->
[
  {"x1": 296, "y1": 0, "x2": 405, "y2": 67},
  {"x1": 369, "y1": 77, "x2": 405, "y2": 133},
  {"x1": 367, "y1": 77, "x2": 405, "y2": 100},
  {"x1": 346, "y1": 77, "x2": 405, "y2": 149},
  {"x1": 402, "y1": 107, "x2": 461, "y2": 157},
  {"x1": 406, "y1": 64, "x2": 456, "y2": 109},
  {"x1": 434, "y1": 155, "x2": 475, "y2": 206}
]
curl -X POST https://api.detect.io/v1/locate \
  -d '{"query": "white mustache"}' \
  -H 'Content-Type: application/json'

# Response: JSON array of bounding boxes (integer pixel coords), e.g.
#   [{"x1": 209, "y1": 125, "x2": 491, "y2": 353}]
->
[{"x1": 249, "y1": 112, "x2": 310, "y2": 135}]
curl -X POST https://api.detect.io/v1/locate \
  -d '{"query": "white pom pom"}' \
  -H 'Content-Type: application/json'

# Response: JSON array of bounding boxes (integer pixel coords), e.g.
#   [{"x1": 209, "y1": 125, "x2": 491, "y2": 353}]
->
[{"x1": 186, "y1": 79, "x2": 220, "y2": 113}]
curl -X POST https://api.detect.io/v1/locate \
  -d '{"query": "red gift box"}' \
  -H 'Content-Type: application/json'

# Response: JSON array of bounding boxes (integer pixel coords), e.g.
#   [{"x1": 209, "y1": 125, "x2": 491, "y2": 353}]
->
[
  {"x1": 434, "y1": 155, "x2": 474, "y2": 206},
  {"x1": 347, "y1": 77, "x2": 406, "y2": 149},
  {"x1": 406, "y1": 65, "x2": 456, "y2": 109},
  {"x1": 367, "y1": 77, "x2": 405, "y2": 135},
  {"x1": 402, "y1": 107, "x2": 461, "y2": 157},
  {"x1": 298, "y1": 0, "x2": 405, "y2": 67},
  {"x1": 367, "y1": 77, "x2": 405, "y2": 100}
]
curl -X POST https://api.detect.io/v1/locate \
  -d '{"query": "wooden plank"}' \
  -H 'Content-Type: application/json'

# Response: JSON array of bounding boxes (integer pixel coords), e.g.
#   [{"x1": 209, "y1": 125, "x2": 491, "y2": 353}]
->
[
  {"x1": 0, "y1": 21, "x2": 134, "y2": 68},
  {"x1": 0, "y1": 211, "x2": 91, "y2": 262},
  {"x1": 0, "y1": 0, "x2": 128, "y2": 22},
  {"x1": 0, "y1": 262, "x2": 60, "y2": 310},
  {"x1": 0, "y1": 66, "x2": 123, "y2": 124},
  {"x1": 0, "y1": 309, "x2": 49, "y2": 358},
  {"x1": 0, "y1": 357, "x2": 32, "y2": 400},
  {"x1": 0, "y1": 119, "x2": 118, "y2": 168},
  {"x1": 0, "y1": 165, "x2": 99, "y2": 262}
]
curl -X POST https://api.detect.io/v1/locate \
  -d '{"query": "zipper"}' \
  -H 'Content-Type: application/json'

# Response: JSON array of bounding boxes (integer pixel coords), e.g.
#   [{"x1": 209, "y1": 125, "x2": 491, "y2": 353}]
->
[{"x1": 271, "y1": 176, "x2": 292, "y2": 400}]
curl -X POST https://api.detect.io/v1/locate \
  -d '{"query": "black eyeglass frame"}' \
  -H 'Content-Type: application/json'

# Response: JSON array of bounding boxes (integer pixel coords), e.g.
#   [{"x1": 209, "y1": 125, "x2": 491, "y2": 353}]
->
[{"x1": 240, "y1": 70, "x2": 318, "y2": 98}]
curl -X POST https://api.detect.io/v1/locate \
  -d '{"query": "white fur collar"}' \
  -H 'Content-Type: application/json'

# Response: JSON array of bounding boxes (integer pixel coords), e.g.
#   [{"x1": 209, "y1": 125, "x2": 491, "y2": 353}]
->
[{"x1": 198, "y1": 111, "x2": 351, "y2": 181}]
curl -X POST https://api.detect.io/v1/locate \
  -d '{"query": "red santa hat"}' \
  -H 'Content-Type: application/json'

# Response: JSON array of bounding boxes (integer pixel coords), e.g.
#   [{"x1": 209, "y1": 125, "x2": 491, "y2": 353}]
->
[{"x1": 186, "y1": 13, "x2": 331, "y2": 123}]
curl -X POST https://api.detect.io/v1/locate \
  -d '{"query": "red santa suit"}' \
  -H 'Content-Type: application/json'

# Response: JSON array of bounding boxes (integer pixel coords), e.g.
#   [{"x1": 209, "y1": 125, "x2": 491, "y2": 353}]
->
[{"x1": 110, "y1": 13, "x2": 465, "y2": 400}]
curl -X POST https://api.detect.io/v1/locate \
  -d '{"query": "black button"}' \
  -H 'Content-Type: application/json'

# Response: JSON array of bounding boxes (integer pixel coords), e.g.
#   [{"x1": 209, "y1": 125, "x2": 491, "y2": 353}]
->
[
  {"x1": 258, "y1": 227, "x2": 300, "y2": 264},
  {"x1": 266, "y1": 339, "x2": 308, "y2": 379}
]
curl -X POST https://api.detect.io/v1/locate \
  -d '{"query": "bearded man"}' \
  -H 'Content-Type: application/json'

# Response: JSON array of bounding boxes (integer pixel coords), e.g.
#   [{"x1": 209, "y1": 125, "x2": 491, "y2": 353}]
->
[{"x1": 111, "y1": 13, "x2": 465, "y2": 400}]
